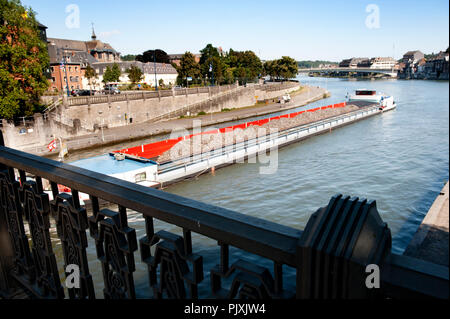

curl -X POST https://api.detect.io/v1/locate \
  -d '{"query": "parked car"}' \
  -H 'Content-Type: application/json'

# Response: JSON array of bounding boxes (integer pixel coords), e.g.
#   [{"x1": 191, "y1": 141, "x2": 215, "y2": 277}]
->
[
  {"x1": 103, "y1": 86, "x2": 121, "y2": 95},
  {"x1": 278, "y1": 94, "x2": 291, "y2": 104},
  {"x1": 71, "y1": 89, "x2": 97, "y2": 96},
  {"x1": 70, "y1": 89, "x2": 81, "y2": 96}
]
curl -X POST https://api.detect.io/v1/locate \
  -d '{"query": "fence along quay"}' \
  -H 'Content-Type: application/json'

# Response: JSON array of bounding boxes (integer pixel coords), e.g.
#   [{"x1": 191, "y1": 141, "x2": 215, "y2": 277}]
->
[{"x1": 0, "y1": 131, "x2": 448, "y2": 299}]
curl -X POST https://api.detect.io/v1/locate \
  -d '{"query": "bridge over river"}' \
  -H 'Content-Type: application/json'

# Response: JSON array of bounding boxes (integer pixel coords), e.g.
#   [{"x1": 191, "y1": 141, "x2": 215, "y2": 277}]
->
[{"x1": 298, "y1": 67, "x2": 398, "y2": 78}]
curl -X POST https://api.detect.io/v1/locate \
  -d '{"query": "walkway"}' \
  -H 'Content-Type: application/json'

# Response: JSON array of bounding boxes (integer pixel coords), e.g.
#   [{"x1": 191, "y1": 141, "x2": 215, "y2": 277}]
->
[{"x1": 404, "y1": 181, "x2": 449, "y2": 266}]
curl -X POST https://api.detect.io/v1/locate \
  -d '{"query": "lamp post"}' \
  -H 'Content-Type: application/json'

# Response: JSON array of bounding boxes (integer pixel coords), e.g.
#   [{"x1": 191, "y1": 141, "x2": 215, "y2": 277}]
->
[
  {"x1": 210, "y1": 62, "x2": 214, "y2": 86},
  {"x1": 153, "y1": 50, "x2": 158, "y2": 91},
  {"x1": 61, "y1": 48, "x2": 70, "y2": 97}
]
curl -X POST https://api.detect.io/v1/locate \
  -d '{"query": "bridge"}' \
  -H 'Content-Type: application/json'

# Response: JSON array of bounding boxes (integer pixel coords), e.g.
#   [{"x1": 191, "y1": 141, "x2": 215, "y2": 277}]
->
[{"x1": 298, "y1": 67, "x2": 398, "y2": 78}]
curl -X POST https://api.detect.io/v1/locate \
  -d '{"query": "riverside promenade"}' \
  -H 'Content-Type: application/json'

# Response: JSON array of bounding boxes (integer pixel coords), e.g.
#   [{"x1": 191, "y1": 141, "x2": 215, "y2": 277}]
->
[
  {"x1": 28, "y1": 86, "x2": 328, "y2": 157},
  {"x1": 405, "y1": 181, "x2": 449, "y2": 266}
]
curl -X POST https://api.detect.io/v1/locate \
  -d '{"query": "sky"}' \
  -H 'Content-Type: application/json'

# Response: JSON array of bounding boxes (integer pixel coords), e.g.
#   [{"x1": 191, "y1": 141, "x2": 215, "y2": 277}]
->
[{"x1": 21, "y1": 0, "x2": 449, "y2": 61}]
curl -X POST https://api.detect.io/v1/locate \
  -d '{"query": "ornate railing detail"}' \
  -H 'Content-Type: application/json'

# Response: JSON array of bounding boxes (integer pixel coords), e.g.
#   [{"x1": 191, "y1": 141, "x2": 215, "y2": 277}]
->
[
  {"x1": 141, "y1": 229, "x2": 203, "y2": 299},
  {"x1": 211, "y1": 258, "x2": 279, "y2": 299},
  {"x1": 0, "y1": 132, "x2": 448, "y2": 299},
  {"x1": 89, "y1": 206, "x2": 138, "y2": 299},
  {"x1": 52, "y1": 192, "x2": 95, "y2": 299},
  {"x1": 20, "y1": 177, "x2": 63, "y2": 298},
  {"x1": 0, "y1": 170, "x2": 34, "y2": 283}
]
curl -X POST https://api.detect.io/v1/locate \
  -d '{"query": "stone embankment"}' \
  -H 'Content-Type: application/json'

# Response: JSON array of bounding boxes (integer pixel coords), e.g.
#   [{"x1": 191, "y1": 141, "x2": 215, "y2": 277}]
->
[{"x1": 3, "y1": 84, "x2": 329, "y2": 157}]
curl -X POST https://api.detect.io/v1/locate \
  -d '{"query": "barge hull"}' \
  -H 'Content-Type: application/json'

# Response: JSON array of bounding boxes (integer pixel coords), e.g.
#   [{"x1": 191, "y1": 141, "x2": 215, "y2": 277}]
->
[{"x1": 153, "y1": 104, "x2": 382, "y2": 187}]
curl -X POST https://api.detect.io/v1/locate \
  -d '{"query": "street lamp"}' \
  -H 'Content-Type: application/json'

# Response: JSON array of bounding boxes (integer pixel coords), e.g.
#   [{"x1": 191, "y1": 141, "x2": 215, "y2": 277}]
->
[
  {"x1": 61, "y1": 47, "x2": 70, "y2": 97},
  {"x1": 153, "y1": 50, "x2": 158, "y2": 91}
]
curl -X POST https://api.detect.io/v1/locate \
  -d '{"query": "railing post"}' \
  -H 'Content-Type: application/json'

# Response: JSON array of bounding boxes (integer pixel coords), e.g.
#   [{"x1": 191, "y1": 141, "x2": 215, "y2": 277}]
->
[
  {"x1": 0, "y1": 131, "x2": 16, "y2": 297},
  {"x1": 296, "y1": 195, "x2": 391, "y2": 299}
]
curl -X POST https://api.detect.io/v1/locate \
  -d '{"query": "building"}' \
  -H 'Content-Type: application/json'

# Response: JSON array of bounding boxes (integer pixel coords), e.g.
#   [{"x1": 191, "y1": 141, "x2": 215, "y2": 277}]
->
[
  {"x1": 90, "y1": 61, "x2": 178, "y2": 90},
  {"x1": 402, "y1": 50, "x2": 424, "y2": 64},
  {"x1": 168, "y1": 53, "x2": 201, "y2": 66},
  {"x1": 339, "y1": 58, "x2": 369, "y2": 68},
  {"x1": 46, "y1": 28, "x2": 121, "y2": 92},
  {"x1": 47, "y1": 43, "x2": 97, "y2": 92},
  {"x1": 369, "y1": 57, "x2": 397, "y2": 69},
  {"x1": 356, "y1": 59, "x2": 371, "y2": 68},
  {"x1": 423, "y1": 51, "x2": 449, "y2": 80},
  {"x1": 37, "y1": 22, "x2": 52, "y2": 79}
]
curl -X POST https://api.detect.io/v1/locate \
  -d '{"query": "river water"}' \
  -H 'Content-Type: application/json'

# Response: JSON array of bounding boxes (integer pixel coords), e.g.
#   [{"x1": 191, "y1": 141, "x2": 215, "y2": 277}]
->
[{"x1": 56, "y1": 76, "x2": 449, "y2": 297}]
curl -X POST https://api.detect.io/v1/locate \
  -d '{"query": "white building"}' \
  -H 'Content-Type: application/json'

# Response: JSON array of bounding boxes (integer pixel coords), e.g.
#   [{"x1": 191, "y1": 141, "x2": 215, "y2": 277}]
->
[
  {"x1": 369, "y1": 57, "x2": 397, "y2": 69},
  {"x1": 87, "y1": 61, "x2": 178, "y2": 90}
]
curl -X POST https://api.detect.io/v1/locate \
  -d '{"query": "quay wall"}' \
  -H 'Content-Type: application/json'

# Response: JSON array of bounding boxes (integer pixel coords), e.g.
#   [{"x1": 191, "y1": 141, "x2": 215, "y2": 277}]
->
[{"x1": 1, "y1": 82, "x2": 301, "y2": 152}]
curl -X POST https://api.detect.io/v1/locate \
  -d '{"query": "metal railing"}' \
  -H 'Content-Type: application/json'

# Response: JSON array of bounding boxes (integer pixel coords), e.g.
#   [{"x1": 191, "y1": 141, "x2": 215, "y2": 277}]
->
[
  {"x1": 64, "y1": 85, "x2": 237, "y2": 107},
  {"x1": 0, "y1": 131, "x2": 448, "y2": 299}
]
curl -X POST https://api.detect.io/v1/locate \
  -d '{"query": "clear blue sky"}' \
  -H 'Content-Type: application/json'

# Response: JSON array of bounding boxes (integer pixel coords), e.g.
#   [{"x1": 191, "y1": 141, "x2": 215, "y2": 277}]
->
[{"x1": 22, "y1": 0, "x2": 449, "y2": 61}]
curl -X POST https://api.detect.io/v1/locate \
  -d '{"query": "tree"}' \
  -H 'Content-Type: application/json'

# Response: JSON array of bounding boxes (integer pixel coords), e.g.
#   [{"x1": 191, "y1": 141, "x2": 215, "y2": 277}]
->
[
  {"x1": 277, "y1": 56, "x2": 298, "y2": 79},
  {"x1": 84, "y1": 64, "x2": 97, "y2": 93},
  {"x1": 0, "y1": 0, "x2": 50, "y2": 119},
  {"x1": 202, "y1": 56, "x2": 225, "y2": 85},
  {"x1": 227, "y1": 49, "x2": 262, "y2": 83},
  {"x1": 263, "y1": 56, "x2": 298, "y2": 80},
  {"x1": 199, "y1": 44, "x2": 220, "y2": 66},
  {"x1": 121, "y1": 54, "x2": 136, "y2": 61},
  {"x1": 126, "y1": 65, "x2": 143, "y2": 84},
  {"x1": 199, "y1": 44, "x2": 225, "y2": 84},
  {"x1": 136, "y1": 49, "x2": 169, "y2": 64},
  {"x1": 103, "y1": 63, "x2": 121, "y2": 83},
  {"x1": 176, "y1": 51, "x2": 201, "y2": 86}
]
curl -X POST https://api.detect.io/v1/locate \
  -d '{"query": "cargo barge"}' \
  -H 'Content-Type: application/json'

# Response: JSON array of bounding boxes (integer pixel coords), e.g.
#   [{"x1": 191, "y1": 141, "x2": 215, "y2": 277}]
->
[{"x1": 62, "y1": 92, "x2": 395, "y2": 203}]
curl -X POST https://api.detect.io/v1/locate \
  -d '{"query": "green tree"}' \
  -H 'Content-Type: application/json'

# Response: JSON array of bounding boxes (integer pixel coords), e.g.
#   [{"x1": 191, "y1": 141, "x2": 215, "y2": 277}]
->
[
  {"x1": 121, "y1": 54, "x2": 136, "y2": 61},
  {"x1": 103, "y1": 63, "x2": 121, "y2": 83},
  {"x1": 263, "y1": 56, "x2": 298, "y2": 80},
  {"x1": 227, "y1": 49, "x2": 262, "y2": 84},
  {"x1": 136, "y1": 49, "x2": 169, "y2": 64},
  {"x1": 199, "y1": 44, "x2": 220, "y2": 66},
  {"x1": 0, "y1": 0, "x2": 50, "y2": 119},
  {"x1": 199, "y1": 44, "x2": 223, "y2": 84},
  {"x1": 176, "y1": 51, "x2": 201, "y2": 86},
  {"x1": 277, "y1": 56, "x2": 298, "y2": 80},
  {"x1": 202, "y1": 56, "x2": 225, "y2": 85},
  {"x1": 84, "y1": 64, "x2": 97, "y2": 93},
  {"x1": 126, "y1": 65, "x2": 143, "y2": 84}
]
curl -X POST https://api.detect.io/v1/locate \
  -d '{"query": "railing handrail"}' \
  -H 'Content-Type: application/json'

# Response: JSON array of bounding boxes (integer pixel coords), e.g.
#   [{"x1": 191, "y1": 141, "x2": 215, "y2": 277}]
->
[
  {"x1": 0, "y1": 131, "x2": 448, "y2": 299},
  {"x1": 0, "y1": 145, "x2": 302, "y2": 266}
]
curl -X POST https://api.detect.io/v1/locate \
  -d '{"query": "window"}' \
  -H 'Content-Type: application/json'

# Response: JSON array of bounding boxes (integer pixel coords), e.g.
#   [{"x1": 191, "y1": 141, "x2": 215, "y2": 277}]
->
[
  {"x1": 75, "y1": 66, "x2": 78, "y2": 71},
  {"x1": 51, "y1": 77, "x2": 55, "y2": 82},
  {"x1": 135, "y1": 172, "x2": 147, "y2": 183}
]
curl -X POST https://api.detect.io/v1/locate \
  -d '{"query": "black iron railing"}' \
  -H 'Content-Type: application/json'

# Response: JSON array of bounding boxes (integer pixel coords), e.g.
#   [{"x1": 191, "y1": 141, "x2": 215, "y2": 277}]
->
[{"x1": 0, "y1": 132, "x2": 448, "y2": 299}]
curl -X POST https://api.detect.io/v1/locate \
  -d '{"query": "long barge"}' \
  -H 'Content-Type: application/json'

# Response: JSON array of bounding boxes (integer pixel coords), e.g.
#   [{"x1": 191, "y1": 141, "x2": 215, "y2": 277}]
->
[{"x1": 65, "y1": 94, "x2": 395, "y2": 201}]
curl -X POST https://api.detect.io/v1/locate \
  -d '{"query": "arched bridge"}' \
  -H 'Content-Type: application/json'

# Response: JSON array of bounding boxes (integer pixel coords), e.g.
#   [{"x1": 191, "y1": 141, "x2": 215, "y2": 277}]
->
[{"x1": 298, "y1": 67, "x2": 398, "y2": 77}]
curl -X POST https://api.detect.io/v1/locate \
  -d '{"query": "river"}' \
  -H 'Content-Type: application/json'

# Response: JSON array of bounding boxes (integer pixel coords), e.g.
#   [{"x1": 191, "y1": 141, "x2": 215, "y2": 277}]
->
[{"x1": 56, "y1": 76, "x2": 449, "y2": 297}]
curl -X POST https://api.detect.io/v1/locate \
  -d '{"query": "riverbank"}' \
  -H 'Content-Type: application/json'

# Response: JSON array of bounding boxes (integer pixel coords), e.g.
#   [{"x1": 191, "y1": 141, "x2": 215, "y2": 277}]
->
[
  {"x1": 404, "y1": 181, "x2": 449, "y2": 266},
  {"x1": 26, "y1": 85, "x2": 329, "y2": 158}
]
